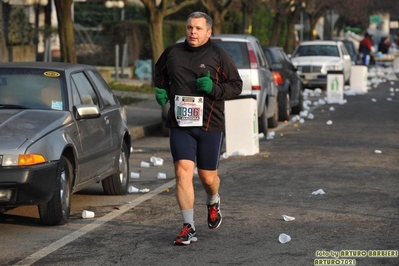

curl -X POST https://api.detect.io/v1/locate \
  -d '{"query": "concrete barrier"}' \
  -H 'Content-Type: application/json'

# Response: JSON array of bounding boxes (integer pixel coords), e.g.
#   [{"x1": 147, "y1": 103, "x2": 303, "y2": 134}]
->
[{"x1": 350, "y1": 65, "x2": 368, "y2": 94}]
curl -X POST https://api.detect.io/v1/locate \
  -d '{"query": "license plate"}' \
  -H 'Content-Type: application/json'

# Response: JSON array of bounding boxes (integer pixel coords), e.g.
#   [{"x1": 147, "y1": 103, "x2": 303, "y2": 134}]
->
[{"x1": 304, "y1": 74, "x2": 317, "y2": 80}]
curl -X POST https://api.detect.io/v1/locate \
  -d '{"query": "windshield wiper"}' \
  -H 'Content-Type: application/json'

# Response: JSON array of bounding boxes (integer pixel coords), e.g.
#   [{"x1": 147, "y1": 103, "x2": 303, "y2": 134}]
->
[{"x1": 0, "y1": 104, "x2": 28, "y2": 109}]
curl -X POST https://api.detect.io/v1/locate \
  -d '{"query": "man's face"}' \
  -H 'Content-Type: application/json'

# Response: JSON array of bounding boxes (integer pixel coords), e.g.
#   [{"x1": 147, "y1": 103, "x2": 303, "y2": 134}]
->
[{"x1": 185, "y1": 17, "x2": 212, "y2": 47}]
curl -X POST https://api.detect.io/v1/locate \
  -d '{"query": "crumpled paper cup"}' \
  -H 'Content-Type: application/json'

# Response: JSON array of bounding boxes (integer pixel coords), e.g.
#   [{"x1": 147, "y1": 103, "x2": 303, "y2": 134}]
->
[
  {"x1": 278, "y1": 233, "x2": 291, "y2": 244},
  {"x1": 312, "y1": 189, "x2": 326, "y2": 195},
  {"x1": 128, "y1": 186, "x2": 139, "y2": 193},
  {"x1": 82, "y1": 210, "x2": 95, "y2": 219},
  {"x1": 282, "y1": 214, "x2": 295, "y2": 221}
]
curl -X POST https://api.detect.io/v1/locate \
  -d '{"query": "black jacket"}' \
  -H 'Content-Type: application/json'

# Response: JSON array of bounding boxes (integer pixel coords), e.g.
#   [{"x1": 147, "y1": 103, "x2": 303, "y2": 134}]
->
[{"x1": 154, "y1": 39, "x2": 242, "y2": 132}]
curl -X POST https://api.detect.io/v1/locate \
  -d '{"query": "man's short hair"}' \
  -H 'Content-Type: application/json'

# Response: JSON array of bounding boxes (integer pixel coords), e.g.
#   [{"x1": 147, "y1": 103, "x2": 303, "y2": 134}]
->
[{"x1": 187, "y1": 11, "x2": 213, "y2": 30}]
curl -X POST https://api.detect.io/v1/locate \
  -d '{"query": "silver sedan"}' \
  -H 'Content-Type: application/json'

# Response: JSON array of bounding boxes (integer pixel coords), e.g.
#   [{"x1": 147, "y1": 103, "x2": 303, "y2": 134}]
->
[{"x1": 0, "y1": 62, "x2": 131, "y2": 225}]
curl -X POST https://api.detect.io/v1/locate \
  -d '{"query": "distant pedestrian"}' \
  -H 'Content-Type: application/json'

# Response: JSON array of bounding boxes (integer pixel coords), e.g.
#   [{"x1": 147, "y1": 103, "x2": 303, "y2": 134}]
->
[
  {"x1": 378, "y1": 36, "x2": 391, "y2": 54},
  {"x1": 358, "y1": 32, "x2": 374, "y2": 66},
  {"x1": 154, "y1": 11, "x2": 242, "y2": 245}
]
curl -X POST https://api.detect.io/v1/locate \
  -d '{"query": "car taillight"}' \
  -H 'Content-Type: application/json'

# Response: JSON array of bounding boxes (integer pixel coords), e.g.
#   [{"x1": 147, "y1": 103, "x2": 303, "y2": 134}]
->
[
  {"x1": 252, "y1": 85, "x2": 261, "y2": 91},
  {"x1": 247, "y1": 43, "x2": 258, "y2": 69},
  {"x1": 272, "y1": 71, "x2": 283, "y2": 85}
]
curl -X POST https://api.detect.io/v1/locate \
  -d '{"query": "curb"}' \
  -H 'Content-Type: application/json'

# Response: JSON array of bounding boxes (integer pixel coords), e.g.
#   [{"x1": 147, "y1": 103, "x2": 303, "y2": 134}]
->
[{"x1": 129, "y1": 121, "x2": 161, "y2": 140}]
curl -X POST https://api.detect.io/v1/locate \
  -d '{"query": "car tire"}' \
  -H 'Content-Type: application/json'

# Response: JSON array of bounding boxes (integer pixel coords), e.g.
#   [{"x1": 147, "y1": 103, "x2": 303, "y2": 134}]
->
[
  {"x1": 102, "y1": 142, "x2": 129, "y2": 195},
  {"x1": 291, "y1": 89, "x2": 303, "y2": 115},
  {"x1": 278, "y1": 91, "x2": 290, "y2": 121},
  {"x1": 268, "y1": 98, "x2": 279, "y2": 128},
  {"x1": 258, "y1": 103, "x2": 268, "y2": 135},
  {"x1": 38, "y1": 155, "x2": 72, "y2": 226}
]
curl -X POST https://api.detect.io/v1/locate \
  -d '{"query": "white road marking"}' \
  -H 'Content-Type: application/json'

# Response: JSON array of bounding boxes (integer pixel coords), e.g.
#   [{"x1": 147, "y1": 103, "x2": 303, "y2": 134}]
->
[{"x1": 13, "y1": 180, "x2": 176, "y2": 266}]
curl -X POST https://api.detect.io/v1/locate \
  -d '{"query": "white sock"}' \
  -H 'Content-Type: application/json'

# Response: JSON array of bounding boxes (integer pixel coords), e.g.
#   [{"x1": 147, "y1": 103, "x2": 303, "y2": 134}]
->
[
  {"x1": 181, "y1": 209, "x2": 195, "y2": 230},
  {"x1": 207, "y1": 193, "x2": 219, "y2": 205}
]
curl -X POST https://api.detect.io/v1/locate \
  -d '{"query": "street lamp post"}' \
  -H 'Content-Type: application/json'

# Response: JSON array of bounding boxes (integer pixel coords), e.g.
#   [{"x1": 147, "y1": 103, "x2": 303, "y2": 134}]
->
[
  {"x1": 105, "y1": 1, "x2": 126, "y2": 81},
  {"x1": 105, "y1": 0, "x2": 125, "y2": 22}
]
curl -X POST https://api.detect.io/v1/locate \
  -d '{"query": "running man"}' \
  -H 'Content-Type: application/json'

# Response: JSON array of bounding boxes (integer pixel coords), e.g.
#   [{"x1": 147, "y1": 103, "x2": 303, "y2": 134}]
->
[{"x1": 154, "y1": 11, "x2": 242, "y2": 245}]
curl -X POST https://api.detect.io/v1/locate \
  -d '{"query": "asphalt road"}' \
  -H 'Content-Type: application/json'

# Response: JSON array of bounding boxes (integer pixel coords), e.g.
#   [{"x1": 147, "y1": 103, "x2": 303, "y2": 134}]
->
[{"x1": 1, "y1": 77, "x2": 398, "y2": 266}]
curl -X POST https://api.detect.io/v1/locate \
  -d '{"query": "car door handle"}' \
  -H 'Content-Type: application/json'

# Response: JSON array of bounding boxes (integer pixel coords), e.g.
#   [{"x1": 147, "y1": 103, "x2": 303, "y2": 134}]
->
[{"x1": 104, "y1": 116, "x2": 109, "y2": 125}]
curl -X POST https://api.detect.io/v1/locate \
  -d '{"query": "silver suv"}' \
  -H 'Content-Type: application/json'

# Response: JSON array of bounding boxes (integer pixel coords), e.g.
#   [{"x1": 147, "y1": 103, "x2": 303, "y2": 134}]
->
[
  {"x1": 211, "y1": 34, "x2": 278, "y2": 134},
  {"x1": 163, "y1": 34, "x2": 279, "y2": 135}
]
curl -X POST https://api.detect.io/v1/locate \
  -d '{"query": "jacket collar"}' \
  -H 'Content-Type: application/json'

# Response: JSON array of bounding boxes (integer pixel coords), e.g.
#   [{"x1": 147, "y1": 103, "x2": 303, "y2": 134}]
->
[{"x1": 184, "y1": 38, "x2": 211, "y2": 52}]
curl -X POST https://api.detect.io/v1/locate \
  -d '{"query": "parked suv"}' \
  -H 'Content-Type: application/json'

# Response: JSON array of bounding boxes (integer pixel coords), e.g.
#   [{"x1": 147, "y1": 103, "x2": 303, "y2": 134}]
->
[
  {"x1": 263, "y1": 46, "x2": 303, "y2": 121},
  {"x1": 166, "y1": 34, "x2": 279, "y2": 135}
]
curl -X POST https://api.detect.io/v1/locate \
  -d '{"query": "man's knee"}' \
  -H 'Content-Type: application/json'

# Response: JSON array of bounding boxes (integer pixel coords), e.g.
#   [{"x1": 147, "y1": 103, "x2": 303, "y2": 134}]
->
[
  {"x1": 198, "y1": 170, "x2": 219, "y2": 185},
  {"x1": 175, "y1": 160, "x2": 195, "y2": 178}
]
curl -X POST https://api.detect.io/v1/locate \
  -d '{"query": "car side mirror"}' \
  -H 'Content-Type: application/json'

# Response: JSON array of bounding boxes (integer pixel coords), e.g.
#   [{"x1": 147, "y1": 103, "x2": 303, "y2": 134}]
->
[{"x1": 73, "y1": 105, "x2": 101, "y2": 120}]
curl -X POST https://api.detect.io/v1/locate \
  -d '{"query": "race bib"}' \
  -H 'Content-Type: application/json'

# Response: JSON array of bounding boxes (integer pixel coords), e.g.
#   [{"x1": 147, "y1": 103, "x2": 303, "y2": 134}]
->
[{"x1": 174, "y1": 95, "x2": 203, "y2": 127}]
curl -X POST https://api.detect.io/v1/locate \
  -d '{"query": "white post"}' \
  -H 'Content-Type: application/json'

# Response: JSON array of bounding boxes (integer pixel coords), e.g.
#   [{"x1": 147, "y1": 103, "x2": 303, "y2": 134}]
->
[{"x1": 115, "y1": 44, "x2": 119, "y2": 81}]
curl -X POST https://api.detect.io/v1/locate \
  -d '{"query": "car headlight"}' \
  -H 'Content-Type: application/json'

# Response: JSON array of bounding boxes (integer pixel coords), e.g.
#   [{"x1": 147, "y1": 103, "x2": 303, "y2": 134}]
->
[
  {"x1": 1, "y1": 154, "x2": 46, "y2": 166},
  {"x1": 323, "y1": 65, "x2": 343, "y2": 73}
]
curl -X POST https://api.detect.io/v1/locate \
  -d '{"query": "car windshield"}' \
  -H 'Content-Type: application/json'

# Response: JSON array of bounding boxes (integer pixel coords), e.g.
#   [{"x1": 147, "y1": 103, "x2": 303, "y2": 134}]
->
[
  {"x1": 293, "y1": 45, "x2": 339, "y2": 57},
  {"x1": 0, "y1": 69, "x2": 64, "y2": 110},
  {"x1": 263, "y1": 49, "x2": 275, "y2": 64},
  {"x1": 212, "y1": 41, "x2": 250, "y2": 68}
]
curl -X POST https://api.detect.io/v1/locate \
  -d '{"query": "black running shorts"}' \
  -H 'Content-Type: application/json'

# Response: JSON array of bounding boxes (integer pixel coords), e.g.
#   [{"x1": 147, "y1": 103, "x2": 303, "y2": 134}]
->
[{"x1": 169, "y1": 127, "x2": 224, "y2": 170}]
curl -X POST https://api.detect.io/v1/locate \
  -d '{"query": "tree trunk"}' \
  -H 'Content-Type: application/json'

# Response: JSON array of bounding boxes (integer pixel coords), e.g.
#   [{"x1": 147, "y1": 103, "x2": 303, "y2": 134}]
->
[
  {"x1": 309, "y1": 15, "x2": 322, "y2": 40},
  {"x1": 284, "y1": 8, "x2": 301, "y2": 54},
  {"x1": 140, "y1": 0, "x2": 199, "y2": 81},
  {"x1": 212, "y1": 13, "x2": 223, "y2": 34},
  {"x1": 201, "y1": 0, "x2": 236, "y2": 34},
  {"x1": 270, "y1": 12, "x2": 283, "y2": 46},
  {"x1": 53, "y1": 0, "x2": 76, "y2": 63},
  {"x1": 0, "y1": 3, "x2": 8, "y2": 62},
  {"x1": 309, "y1": 18, "x2": 316, "y2": 40},
  {"x1": 242, "y1": 0, "x2": 256, "y2": 34},
  {"x1": 147, "y1": 10, "x2": 164, "y2": 65}
]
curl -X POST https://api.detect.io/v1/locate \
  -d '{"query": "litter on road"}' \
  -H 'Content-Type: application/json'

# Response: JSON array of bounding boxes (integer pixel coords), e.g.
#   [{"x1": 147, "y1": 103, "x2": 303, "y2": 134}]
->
[
  {"x1": 312, "y1": 189, "x2": 326, "y2": 195},
  {"x1": 282, "y1": 215, "x2": 295, "y2": 221}
]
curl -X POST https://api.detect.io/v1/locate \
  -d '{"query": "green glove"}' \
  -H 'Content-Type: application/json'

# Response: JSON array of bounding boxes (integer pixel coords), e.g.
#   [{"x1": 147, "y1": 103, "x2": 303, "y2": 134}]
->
[
  {"x1": 197, "y1": 71, "x2": 213, "y2": 94},
  {"x1": 154, "y1": 87, "x2": 168, "y2": 106}
]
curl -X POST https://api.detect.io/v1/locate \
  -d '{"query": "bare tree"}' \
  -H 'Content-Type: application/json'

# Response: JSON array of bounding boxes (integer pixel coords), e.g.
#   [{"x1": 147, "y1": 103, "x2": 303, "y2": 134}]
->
[
  {"x1": 302, "y1": 0, "x2": 370, "y2": 40},
  {"x1": 241, "y1": 0, "x2": 259, "y2": 34},
  {"x1": 201, "y1": 0, "x2": 237, "y2": 34},
  {"x1": 304, "y1": 0, "x2": 329, "y2": 40},
  {"x1": 266, "y1": 0, "x2": 297, "y2": 46},
  {"x1": 53, "y1": 0, "x2": 76, "y2": 63},
  {"x1": 0, "y1": 3, "x2": 8, "y2": 62},
  {"x1": 284, "y1": 1, "x2": 303, "y2": 53},
  {"x1": 139, "y1": 0, "x2": 199, "y2": 65},
  {"x1": 333, "y1": 0, "x2": 372, "y2": 32}
]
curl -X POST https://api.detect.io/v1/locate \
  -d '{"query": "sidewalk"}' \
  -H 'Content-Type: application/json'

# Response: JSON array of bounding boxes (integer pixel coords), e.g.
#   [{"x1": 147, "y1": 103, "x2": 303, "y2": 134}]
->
[{"x1": 113, "y1": 89, "x2": 161, "y2": 140}]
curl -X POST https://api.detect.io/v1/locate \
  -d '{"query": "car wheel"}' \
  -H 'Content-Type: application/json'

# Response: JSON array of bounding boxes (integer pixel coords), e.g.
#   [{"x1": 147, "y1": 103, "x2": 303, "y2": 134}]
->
[
  {"x1": 38, "y1": 155, "x2": 72, "y2": 226},
  {"x1": 278, "y1": 92, "x2": 290, "y2": 121},
  {"x1": 268, "y1": 98, "x2": 279, "y2": 128},
  {"x1": 258, "y1": 103, "x2": 268, "y2": 135},
  {"x1": 102, "y1": 142, "x2": 129, "y2": 195},
  {"x1": 291, "y1": 89, "x2": 303, "y2": 114}
]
